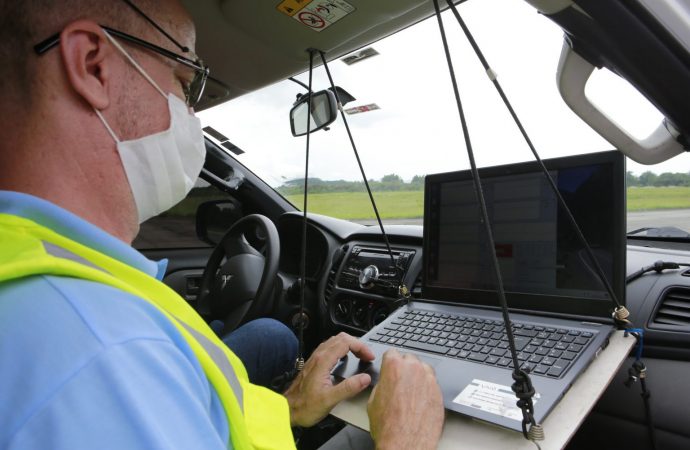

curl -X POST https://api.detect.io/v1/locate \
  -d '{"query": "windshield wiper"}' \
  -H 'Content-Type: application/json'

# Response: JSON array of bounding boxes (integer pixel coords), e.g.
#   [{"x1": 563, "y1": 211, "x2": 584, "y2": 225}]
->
[{"x1": 627, "y1": 226, "x2": 690, "y2": 240}]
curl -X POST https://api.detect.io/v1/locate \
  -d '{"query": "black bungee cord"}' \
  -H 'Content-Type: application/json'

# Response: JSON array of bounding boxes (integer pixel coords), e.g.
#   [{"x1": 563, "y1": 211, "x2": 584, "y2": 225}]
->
[
  {"x1": 443, "y1": 0, "x2": 629, "y2": 327},
  {"x1": 434, "y1": 0, "x2": 664, "y2": 446},
  {"x1": 295, "y1": 49, "x2": 317, "y2": 373},
  {"x1": 431, "y1": 0, "x2": 541, "y2": 444},
  {"x1": 317, "y1": 49, "x2": 411, "y2": 300},
  {"x1": 294, "y1": 47, "x2": 412, "y2": 374}
]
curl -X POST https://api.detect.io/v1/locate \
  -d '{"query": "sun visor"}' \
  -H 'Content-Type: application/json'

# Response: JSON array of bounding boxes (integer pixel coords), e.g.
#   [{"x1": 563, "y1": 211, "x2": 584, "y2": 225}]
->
[
  {"x1": 182, "y1": 0, "x2": 443, "y2": 105},
  {"x1": 218, "y1": 0, "x2": 429, "y2": 58}
]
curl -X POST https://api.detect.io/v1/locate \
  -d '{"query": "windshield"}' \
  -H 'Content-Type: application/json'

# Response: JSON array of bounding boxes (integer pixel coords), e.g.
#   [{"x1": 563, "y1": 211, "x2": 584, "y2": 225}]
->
[{"x1": 199, "y1": 0, "x2": 690, "y2": 236}]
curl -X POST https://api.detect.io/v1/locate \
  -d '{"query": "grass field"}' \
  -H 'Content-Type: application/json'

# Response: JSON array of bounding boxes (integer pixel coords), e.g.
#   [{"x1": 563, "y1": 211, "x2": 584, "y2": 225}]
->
[
  {"x1": 284, "y1": 187, "x2": 690, "y2": 220},
  {"x1": 285, "y1": 190, "x2": 425, "y2": 219},
  {"x1": 626, "y1": 186, "x2": 690, "y2": 211}
]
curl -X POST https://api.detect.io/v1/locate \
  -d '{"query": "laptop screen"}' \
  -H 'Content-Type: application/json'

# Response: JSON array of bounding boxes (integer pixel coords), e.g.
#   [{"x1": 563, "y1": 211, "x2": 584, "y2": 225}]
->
[{"x1": 422, "y1": 151, "x2": 626, "y2": 319}]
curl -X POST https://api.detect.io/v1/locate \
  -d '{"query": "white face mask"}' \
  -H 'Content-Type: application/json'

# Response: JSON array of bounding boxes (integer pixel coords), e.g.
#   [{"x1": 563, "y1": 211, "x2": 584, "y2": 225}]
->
[{"x1": 94, "y1": 30, "x2": 206, "y2": 224}]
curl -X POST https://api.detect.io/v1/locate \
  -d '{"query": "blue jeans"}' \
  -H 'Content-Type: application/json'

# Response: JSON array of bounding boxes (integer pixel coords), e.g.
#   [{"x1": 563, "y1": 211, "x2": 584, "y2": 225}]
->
[{"x1": 221, "y1": 318, "x2": 298, "y2": 388}]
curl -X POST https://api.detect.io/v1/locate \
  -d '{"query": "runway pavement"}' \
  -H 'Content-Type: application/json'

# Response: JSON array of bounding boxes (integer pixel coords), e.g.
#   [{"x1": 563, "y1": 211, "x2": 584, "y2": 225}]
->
[{"x1": 355, "y1": 209, "x2": 690, "y2": 234}]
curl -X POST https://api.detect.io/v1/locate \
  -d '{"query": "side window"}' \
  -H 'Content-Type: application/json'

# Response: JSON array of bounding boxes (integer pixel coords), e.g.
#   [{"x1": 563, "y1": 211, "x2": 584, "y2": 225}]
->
[{"x1": 133, "y1": 178, "x2": 229, "y2": 250}]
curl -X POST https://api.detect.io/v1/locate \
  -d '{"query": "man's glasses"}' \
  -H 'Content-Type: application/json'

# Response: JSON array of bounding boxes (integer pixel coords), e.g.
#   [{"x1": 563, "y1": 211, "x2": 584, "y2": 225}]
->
[{"x1": 33, "y1": 0, "x2": 209, "y2": 108}]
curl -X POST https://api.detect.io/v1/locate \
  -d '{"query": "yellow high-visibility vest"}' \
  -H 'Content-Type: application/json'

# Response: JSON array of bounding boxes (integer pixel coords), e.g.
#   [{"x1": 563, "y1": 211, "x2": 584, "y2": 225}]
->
[{"x1": 0, "y1": 213, "x2": 295, "y2": 450}]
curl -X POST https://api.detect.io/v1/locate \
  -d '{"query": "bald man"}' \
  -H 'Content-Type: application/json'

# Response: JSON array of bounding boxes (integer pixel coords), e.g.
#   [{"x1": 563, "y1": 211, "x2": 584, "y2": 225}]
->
[{"x1": 0, "y1": 1, "x2": 444, "y2": 449}]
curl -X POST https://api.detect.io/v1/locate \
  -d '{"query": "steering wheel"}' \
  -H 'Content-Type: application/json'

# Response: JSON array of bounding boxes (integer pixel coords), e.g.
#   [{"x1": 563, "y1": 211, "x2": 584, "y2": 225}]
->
[{"x1": 198, "y1": 214, "x2": 280, "y2": 336}]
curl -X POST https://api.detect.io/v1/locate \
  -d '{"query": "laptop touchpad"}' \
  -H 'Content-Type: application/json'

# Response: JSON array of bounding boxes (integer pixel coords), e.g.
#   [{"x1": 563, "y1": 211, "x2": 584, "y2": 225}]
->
[
  {"x1": 332, "y1": 345, "x2": 443, "y2": 385},
  {"x1": 400, "y1": 351, "x2": 443, "y2": 368}
]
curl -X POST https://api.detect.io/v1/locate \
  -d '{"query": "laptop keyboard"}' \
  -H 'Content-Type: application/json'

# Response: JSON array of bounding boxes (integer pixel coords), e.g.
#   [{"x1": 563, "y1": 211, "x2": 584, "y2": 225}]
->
[{"x1": 368, "y1": 309, "x2": 595, "y2": 378}]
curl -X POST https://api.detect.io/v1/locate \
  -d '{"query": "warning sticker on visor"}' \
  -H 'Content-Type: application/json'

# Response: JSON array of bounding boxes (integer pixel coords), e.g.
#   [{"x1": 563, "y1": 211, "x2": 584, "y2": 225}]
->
[
  {"x1": 453, "y1": 379, "x2": 540, "y2": 421},
  {"x1": 277, "y1": 0, "x2": 355, "y2": 32}
]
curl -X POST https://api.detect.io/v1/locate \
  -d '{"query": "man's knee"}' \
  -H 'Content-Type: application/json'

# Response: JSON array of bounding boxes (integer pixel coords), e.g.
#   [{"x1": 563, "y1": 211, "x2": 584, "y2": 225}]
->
[
  {"x1": 224, "y1": 318, "x2": 298, "y2": 361},
  {"x1": 244, "y1": 318, "x2": 298, "y2": 357},
  {"x1": 222, "y1": 318, "x2": 298, "y2": 387}
]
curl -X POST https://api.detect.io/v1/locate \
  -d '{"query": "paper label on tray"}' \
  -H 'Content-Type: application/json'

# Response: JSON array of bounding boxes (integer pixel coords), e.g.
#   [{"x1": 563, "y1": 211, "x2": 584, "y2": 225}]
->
[{"x1": 453, "y1": 379, "x2": 540, "y2": 421}]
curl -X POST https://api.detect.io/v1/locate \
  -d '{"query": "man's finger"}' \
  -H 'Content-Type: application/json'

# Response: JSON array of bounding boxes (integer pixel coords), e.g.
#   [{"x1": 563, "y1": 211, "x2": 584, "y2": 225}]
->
[
  {"x1": 382, "y1": 348, "x2": 400, "y2": 361},
  {"x1": 332, "y1": 333, "x2": 376, "y2": 361},
  {"x1": 378, "y1": 348, "x2": 401, "y2": 379},
  {"x1": 381, "y1": 348, "x2": 401, "y2": 367},
  {"x1": 401, "y1": 351, "x2": 420, "y2": 361},
  {"x1": 331, "y1": 373, "x2": 372, "y2": 406},
  {"x1": 305, "y1": 335, "x2": 374, "y2": 379},
  {"x1": 344, "y1": 336, "x2": 375, "y2": 362}
]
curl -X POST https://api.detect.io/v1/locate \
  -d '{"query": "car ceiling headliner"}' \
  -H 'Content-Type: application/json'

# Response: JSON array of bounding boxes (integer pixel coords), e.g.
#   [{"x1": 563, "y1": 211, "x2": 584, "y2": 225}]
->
[{"x1": 182, "y1": 0, "x2": 471, "y2": 110}]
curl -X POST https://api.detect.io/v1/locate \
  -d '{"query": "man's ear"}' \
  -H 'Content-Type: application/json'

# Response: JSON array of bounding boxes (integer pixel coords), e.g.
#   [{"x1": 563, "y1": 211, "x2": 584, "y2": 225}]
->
[{"x1": 59, "y1": 20, "x2": 112, "y2": 110}]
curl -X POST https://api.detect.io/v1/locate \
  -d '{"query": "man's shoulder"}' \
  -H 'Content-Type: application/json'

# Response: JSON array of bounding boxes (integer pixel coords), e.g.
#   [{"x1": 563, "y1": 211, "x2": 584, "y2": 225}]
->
[
  {"x1": 0, "y1": 274, "x2": 184, "y2": 344},
  {"x1": 0, "y1": 273, "x2": 205, "y2": 398},
  {"x1": 0, "y1": 275, "x2": 228, "y2": 450},
  {"x1": 0, "y1": 274, "x2": 203, "y2": 385}
]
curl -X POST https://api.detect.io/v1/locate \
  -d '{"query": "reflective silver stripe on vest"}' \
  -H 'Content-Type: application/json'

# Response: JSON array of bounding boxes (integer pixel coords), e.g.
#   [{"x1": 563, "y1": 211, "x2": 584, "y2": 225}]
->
[
  {"x1": 43, "y1": 241, "x2": 106, "y2": 273},
  {"x1": 42, "y1": 240, "x2": 245, "y2": 411},
  {"x1": 178, "y1": 321, "x2": 245, "y2": 412}
]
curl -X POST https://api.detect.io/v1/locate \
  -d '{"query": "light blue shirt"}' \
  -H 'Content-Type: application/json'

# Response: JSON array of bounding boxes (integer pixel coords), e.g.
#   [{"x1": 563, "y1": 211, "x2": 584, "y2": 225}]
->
[{"x1": 0, "y1": 191, "x2": 230, "y2": 449}]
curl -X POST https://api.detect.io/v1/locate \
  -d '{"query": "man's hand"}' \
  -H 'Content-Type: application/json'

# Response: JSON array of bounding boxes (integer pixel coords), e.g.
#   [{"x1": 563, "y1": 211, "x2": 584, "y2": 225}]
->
[
  {"x1": 284, "y1": 332, "x2": 375, "y2": 427},
  {"x1": 367, "y1": 349, "x2": 444, "y2": 450}
]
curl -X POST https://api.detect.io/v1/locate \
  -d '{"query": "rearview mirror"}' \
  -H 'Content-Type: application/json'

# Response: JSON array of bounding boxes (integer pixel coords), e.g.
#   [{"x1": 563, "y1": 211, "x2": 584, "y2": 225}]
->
[
  {"x1": 196, "y1": 199, "x2": 243, "y2": 246},
  {"x1": 290, "y1": 89, "x2": 338, "y2": 137}
]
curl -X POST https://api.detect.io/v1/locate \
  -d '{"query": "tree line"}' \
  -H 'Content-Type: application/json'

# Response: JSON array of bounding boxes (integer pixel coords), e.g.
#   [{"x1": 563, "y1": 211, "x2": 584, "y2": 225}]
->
[
  {"x1": 627, "y1": 171, "x2": 690, "y2": 187},
  {"x1": 277, "y1": 171, "x2": 690, "y2": 195},
  {"x1": 277, "y1": 174, "x2": 425, "y2": 195}
]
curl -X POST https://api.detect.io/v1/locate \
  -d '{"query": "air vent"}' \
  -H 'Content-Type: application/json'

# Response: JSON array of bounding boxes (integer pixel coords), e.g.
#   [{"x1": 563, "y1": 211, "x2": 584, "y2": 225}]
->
[
  {"x1": 203, "y1": 126, "x2": 245, "y2": 155},
  {"x1": 324, "y1": 268, "x2": 337, "y2": 303},
  {"x1": 411, "y1": 273, "x2": 423, "y2": 298},
  {"x1": 324, "y1": 245, "x2": 348, "y2": 303},
  {"x1": 652, "y1": 287, "x2": 690, "y2": 327}
]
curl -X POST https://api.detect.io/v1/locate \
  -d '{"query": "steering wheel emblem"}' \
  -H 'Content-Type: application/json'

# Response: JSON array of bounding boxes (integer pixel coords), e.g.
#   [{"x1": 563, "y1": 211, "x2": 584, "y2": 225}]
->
[{"x1": 221, "y1": 274, "x2": 234, "y2": 289}]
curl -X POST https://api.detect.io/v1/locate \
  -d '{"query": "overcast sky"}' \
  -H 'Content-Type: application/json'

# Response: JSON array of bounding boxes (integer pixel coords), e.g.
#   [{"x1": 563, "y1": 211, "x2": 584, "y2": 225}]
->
[{"x1": 199, "y1": 0, "x2": 690, "y2": 188}]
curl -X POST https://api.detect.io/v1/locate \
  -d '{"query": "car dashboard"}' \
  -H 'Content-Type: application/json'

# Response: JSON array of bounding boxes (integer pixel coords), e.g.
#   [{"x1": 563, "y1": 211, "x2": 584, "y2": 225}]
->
[
  {"x1": 273, "y1": 212, "x2": 690, "y2": 448},
  {"x1": 277, "y1": 213, "x2": 425, "y2": 336},
  {"x1": 278, "y1": 212, "x2": 690, "y2": 348}
]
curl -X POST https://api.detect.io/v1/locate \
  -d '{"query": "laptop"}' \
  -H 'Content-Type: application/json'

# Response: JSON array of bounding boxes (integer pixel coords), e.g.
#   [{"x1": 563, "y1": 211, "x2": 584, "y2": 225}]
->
[{"x1": 333, "y1": 150, "x2": 626, "y2": 432}]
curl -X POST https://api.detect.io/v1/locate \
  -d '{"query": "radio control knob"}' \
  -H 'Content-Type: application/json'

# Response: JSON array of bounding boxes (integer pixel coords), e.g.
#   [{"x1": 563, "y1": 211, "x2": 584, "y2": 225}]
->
[{"x1": 358, "y1": 265, "x2": 379, "y2": 289}]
